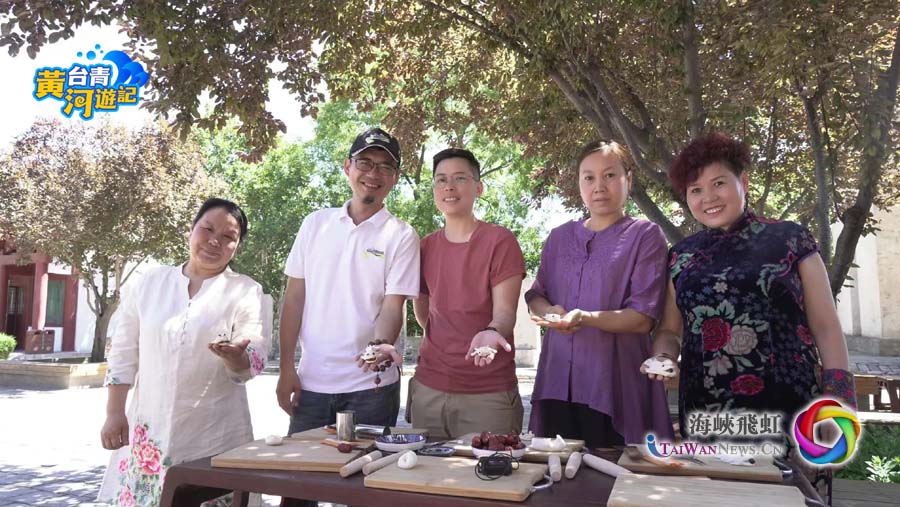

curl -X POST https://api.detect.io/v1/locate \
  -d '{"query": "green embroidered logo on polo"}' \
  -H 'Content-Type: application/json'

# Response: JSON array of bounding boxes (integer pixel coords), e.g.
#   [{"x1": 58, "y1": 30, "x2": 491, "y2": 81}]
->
[{"x1": 365, "y1": 248, "x2": 385, "y2": 259}]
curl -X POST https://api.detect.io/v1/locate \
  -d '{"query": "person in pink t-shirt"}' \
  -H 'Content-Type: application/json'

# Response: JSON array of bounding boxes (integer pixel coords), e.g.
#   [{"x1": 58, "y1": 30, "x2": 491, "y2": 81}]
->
[{"x1": 377, "y1": 148, "x2": 526, "y2": 439}]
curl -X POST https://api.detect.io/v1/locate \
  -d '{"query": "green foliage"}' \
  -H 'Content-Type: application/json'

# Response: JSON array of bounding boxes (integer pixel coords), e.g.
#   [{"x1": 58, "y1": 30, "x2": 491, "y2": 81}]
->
[
  {"x1": 2, "y1": 1, "x2": 898, "y2": 293},
  {"x1": 0, "y1": 118, "x2": 222, "y2": 361},
  {"x1": 0, "y1": 333, "x2": 15, "y2": 360},
  {"x1": 866, "y1": 455, "x2": 900, "y2": 483},
  {"x1": 202, "y1": 100, "x2": 557, "y2": 302},
  {"x1": 195, "y1": 103, "x2": 363, "y2": 299},
  {"x1": 835, "y1": 424, "x2": 900, "y2": 483}
]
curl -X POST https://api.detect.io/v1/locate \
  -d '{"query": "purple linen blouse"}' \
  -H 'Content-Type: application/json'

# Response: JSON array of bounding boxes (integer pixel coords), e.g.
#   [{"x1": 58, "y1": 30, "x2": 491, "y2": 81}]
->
[{"x1": 525, "y1": 217, "x2": 675, "y2": 444}]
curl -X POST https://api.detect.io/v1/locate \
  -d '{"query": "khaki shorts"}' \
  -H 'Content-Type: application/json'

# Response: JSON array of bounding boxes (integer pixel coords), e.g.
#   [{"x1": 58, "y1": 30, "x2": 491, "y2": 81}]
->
[{"x1": 406, "y1": 376, "x2": 524, "y2": 439}]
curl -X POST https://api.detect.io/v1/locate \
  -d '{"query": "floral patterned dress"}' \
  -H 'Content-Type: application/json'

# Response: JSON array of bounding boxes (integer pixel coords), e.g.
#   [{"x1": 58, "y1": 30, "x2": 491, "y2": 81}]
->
[
  {"x1": 669, "y1": 211, "x2": 822, "y2": 438},
  {"x1": 98, "y1": 266, "x2": 270, "y2": 507}
]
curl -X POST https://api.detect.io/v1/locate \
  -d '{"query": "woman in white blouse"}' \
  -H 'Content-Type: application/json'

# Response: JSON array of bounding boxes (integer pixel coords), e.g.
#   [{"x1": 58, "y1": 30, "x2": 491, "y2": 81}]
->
[{"x1": 98, "y1": 197, "x2": 270, "y2": 507}]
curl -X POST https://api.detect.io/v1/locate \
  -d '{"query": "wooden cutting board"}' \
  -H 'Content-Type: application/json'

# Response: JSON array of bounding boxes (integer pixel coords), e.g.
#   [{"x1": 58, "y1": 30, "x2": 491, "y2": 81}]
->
[
  {"x1": 364, "y1": 455, "x2": 549, "y2": 502},
  {"x1": 616, "y1": 452, "x2": 783, "y2": 483},
  {"x1": 211, "y1": 437, "x2": 370, "y2": 472},
  {"x1": 448, "y1": 433, "x2": 585, "y2": 463},
  {"x1": 608, "y1": 473, "x2": 805, "y2": 506}
]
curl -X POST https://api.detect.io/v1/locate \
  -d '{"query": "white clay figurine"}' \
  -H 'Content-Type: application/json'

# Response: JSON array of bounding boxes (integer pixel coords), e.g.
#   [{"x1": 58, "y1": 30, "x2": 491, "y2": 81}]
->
[
  {"x1": 470, "y1": 346, "x2": 497, "y2": 359},
  {"x1": 361, "y1": 344, "x2": 378, "y2": 364},
  {"x1": 641, "y1": 356, "x2": 677, "y2": 378}
]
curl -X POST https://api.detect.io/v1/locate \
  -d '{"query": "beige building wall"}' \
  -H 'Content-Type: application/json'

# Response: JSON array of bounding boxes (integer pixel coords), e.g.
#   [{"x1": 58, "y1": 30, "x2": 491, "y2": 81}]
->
[
  {"x1": 834, "y1": 205, "x2": 900, "y2": 355},
  {"x1": 514, "y1": 276, "x2": 542, "y2": 367}
]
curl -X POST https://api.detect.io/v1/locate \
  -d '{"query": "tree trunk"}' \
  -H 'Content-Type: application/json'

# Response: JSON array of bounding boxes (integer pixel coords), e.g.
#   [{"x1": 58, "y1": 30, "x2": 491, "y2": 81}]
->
[
  {"x1": 799, "y1": 92, "x2": 833, "y2": 263},
  {"x1": 828, "y1": 24, "x2": 900, "y2": 296},
  {"x1": 90, "y1": 308, "x2": 113, "y2": 363}
]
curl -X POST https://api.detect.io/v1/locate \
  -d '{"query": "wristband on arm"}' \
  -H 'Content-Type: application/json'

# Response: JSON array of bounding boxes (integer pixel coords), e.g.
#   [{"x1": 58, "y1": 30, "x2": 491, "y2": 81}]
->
[{"x1": 821, "y1": 368, "x2": 857, "y2": 410}]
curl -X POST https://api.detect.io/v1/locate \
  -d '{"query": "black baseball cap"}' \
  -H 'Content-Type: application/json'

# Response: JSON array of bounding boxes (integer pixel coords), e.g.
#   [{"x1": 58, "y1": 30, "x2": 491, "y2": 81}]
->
[
  {"x1": 349, "y1": 128, "x2": 401, "y2": 165},
  {"x1": 432, "y1": 148, "x2": 481, "y2": 179}
]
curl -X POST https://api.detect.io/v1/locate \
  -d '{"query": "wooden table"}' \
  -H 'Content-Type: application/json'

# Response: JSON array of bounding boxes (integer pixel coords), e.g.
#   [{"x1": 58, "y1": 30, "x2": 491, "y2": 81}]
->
[
  {"x1": 160, "y1": 455, "x2": 614, "y2": 506},
  {"x1": 159, "y1": 450, "x2": 824, "y2": 507}
]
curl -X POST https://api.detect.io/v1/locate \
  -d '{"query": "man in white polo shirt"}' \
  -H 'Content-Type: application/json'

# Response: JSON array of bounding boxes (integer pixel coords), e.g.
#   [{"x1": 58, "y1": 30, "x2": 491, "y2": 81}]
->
[{"x1": 276, "y1": 128, "x2": 419, "y2": 435}]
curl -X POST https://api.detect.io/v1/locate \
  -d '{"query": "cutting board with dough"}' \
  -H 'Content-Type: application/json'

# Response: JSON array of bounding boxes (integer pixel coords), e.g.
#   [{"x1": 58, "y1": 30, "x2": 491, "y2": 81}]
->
[
  {"x1": 211, "y1": 437, "x2": 369, "y2": 472},
  {"x1": 616, "y1": 452, "x2": 783, "y2": 483},
  {"x1": 448, "y1": 433, "x2": 584, "y2": 463},
  {"x1": 365, "y1": 455, "x2": 548, "y2": 502},
  {"x1": 608, "y1": 473, "x2": 806, "y2": 507}
]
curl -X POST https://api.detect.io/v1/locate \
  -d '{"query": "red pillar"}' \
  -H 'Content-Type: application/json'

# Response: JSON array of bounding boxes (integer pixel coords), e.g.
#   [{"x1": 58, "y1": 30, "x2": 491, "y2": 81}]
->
[
  {"x1": 0, "y1": 264, "x2": 8, "y2": 334},
  {"x1": 62, "y1": 271, "x2": 78, "y2": 351},
  {"x1": 31, "y1": 260, "x2": 48, "y2": 331}
]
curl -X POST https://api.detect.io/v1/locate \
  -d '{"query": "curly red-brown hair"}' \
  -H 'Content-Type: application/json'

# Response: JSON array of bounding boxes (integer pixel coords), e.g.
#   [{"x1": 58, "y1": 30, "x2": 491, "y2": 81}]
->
[{"x1": 668, "y1": 133, "x2": 751, "y2": 196}]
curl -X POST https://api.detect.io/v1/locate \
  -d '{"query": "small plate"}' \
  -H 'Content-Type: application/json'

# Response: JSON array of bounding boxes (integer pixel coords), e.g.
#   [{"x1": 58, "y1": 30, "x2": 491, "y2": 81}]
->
[
  {"x1": 472, "y1": 446, "x2": 526, "y2": 459},
  {"x1": 374, "y1": 434, "x2": 426, "y2": 453},
  {"x1": 418, "y1": 446, "x2": 455, "y2": 457}
]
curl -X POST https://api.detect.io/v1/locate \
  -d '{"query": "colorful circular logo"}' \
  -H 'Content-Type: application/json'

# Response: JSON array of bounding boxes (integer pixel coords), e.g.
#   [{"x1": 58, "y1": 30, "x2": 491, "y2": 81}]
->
[{"x1": 793, "y1": 399, "x2": 860, "y2": 465}]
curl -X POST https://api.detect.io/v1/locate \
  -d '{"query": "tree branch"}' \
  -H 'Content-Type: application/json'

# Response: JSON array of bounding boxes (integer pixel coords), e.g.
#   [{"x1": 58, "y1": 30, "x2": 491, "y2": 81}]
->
[
  {"x1": 797, "y1": 80, "x2": 833, "y2": 263},
  {"x1": 546, "y1": 65, "x2": 614, "y2": 138},
  {"x1": 480, "y1": 162, "x2": 510, "y2": 179},
  {"x1": 631, "y1": 178, "x2": 684, "y2": 244},
  {"x1": 829, "y1": 23, "x2": 900, "y2": 295},
  {"x1": 120, "y1": 256, "x2": 146, "y2": 287},
  {"x1": 418, "y1": 1, "x2": 532, "y2": 59},
  {"x1": 755, "y1": 101, "x2": 778, "y2": 214},
  {"x1": 681, "y1": 0, "x2": 706, "y2": 138}
]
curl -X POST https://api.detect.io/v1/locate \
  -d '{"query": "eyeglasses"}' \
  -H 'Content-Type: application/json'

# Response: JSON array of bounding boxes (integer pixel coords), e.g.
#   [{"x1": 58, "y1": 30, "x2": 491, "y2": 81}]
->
[
  {"x1": 433, "y1": 175, "x2": 477, "y2": 188},
  {"x1": 353, "y1": 157, "x2": 398, "y2": 176}
]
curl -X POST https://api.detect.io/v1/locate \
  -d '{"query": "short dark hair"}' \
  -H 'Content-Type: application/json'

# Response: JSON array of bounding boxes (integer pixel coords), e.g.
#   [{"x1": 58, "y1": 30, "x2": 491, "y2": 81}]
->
[
  {"x1": 432, "y1": 148, "x2": 481, "y2": 180},
  {"x1": 668, "y1": 133, "x2": 751, "y2": 196},
  {"x1": 575, "y1": 140, "x2": 634, "y2": 173},
  {"x1": 192, "y1": 197, "x2": 249, "y2": 242}
]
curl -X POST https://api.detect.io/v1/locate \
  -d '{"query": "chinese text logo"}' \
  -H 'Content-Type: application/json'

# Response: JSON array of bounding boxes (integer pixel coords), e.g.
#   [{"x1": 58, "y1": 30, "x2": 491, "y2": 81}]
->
[{"x1": 33, "y1": 46, "x2": 149, "y2": 120}]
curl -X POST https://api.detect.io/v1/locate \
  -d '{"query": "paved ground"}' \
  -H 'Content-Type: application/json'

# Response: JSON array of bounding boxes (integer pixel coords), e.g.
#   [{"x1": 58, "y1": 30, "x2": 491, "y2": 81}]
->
[
  {"x1": 850, "y1": 354, "x2": 900, "y2": 376},
  {"x1": 0, "y1": 371, "x2": 534, "y2": 507},
  {"x1": 3, "y1": 357, "x2": 900, "y2": 506}
]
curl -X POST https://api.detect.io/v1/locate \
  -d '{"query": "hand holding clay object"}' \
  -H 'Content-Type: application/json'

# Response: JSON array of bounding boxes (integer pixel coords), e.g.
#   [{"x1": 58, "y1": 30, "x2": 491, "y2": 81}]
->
[
  {"x1": 466, "y1": 328, "x2": 512, "y2": 367},
  {"x1": 210, "y1": 332, "x2": 231, "y2": 344},
  {"x1": 357, "y1": 340, "x2": 402, "y2": 387},
  {"x1": 360, "y1": 344, "x2": 378, "y2": 364},
  {"x1": 640, "y1": 354, "x2": 678, "y2": 379},
  {"x1": 470, "y1": 346, "x2": 498, "y2": 359},
  {"x1": 530, "y1": 309, "x2": 583, "y2": 334}
]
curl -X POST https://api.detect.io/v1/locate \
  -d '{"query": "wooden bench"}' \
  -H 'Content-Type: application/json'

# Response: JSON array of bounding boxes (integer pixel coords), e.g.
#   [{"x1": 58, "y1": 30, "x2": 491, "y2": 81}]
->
[{"x1": 854, "y1": 374, "x2": 900, "y2": 412}]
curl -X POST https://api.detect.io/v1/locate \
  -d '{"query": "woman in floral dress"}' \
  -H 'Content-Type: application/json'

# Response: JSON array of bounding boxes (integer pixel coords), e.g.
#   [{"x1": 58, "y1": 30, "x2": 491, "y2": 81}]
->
[
  {"x1": 643, "y1": 133, "x2": 856, "y2": 442},
  {"x1": 98, "y1": 198, "x2": 270, "y2": 507}
]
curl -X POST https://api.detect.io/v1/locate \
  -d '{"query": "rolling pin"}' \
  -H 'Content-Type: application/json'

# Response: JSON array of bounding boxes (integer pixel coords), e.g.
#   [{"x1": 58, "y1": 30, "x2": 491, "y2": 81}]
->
[
  {"x1": 362, "y1": 451, "x2": 405, "y2": 475},
  {"x1": 548, "y1": 454, "x2": 562, "y2": 481},
  {"x1": 565, "y1": 451, "x2": 583, "y2": 479},
  {"x1": 340, "y1": 450, "x2": 382, "y2": 477},
  {"x1": 582, "y1": 453, "x2": 630, "y2": 477}
]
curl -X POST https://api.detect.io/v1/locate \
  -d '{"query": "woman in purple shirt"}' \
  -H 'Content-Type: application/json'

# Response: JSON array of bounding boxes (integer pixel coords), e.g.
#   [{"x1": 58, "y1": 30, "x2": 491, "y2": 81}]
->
[{"x1": 527, "y1": 140, "x2": 675, "y2": 448}]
